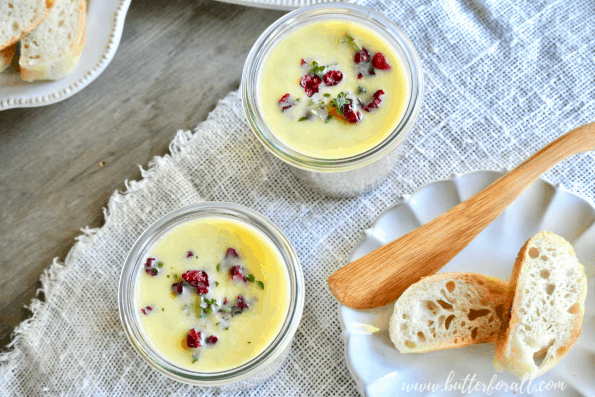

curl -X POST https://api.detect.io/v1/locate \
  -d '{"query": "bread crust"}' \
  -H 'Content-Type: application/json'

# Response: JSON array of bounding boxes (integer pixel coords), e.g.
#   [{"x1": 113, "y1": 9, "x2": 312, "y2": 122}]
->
[
  {"x1": 0, "y1": 43, "x2": 14, "y2": 72},
  {"x1": 19, "y1": 0, "x2": 86, "y2": 81},
  {"x1": 494, "y1": 231, "x2": 587, "y2": 379},
  {"x1": 0, "y1": 0, "x2": 53, "y2": 51},
  {"x1": 389, "y1": 272, "x2": 508, "y2": 353}
]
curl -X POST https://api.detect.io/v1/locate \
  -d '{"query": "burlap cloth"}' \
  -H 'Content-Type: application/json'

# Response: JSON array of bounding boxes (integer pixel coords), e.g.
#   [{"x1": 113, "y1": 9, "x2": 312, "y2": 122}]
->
[{"x1": 2, "y1": 0, "x2": 594, "y2": 395}]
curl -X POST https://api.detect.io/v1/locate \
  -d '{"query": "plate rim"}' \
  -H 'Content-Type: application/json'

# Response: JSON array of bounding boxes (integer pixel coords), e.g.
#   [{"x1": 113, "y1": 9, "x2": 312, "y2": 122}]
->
[
  {"x1": 0, "y1": 0, "x2": 132, "y2": 111},
  {"x1": 339, "y1": 169, "x2": 595, "y2": 396}
]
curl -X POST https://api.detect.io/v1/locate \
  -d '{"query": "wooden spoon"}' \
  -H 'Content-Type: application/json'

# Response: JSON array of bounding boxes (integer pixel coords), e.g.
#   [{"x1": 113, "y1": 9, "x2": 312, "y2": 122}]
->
[{"x1": 328, "y1": 122, "x2": 595, "y2": 309}]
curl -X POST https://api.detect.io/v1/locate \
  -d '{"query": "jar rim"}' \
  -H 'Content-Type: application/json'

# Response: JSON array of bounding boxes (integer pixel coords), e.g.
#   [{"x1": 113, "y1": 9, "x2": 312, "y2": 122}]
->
[
  {"x1": 117, "y1": 202, "x2": 304, "y2": 386},
  {"x1": 241, "y1": 3, "x2": 424, "y2": 172}
]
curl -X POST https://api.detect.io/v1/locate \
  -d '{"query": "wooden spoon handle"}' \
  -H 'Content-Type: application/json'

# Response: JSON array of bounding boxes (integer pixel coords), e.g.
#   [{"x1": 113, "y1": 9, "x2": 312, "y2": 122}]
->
[{"x1": 328, "y1": 123, "x2": 595, "y2": 309}]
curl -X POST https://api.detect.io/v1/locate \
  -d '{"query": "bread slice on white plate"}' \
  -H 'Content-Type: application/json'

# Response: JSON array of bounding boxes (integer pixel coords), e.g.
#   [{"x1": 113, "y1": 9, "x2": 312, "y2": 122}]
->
[
  {"x1": 389, "y1": 272, "x2": 508, "y2": 353},
  {"x1": 494, "y1": 231, "x2": 588, "y2": 379},
  {"x1": 0, "y1": 0, "x2": 53, "y2": 50},
  {"x1": 0, "y1": 44, "x2": 15, "y2": 72},
  {"x1": 19, "y1": 0, "x2": 86, "y2": 81}
]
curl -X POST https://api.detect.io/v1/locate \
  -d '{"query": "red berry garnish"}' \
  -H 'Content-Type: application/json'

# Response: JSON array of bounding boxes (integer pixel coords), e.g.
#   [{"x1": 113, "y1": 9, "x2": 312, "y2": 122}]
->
[
  {"x1": 300, "y1": 73, "x2": 322, "y2": 97},
  {"x1": 323, "y1": 70, "x2": 343, "y2": 86},
  {"x1": 362, "y1": 90, "x2": 385, "y2": 112},
  {"x1": 230, "y1": 266, "x2": 247, "y2": 282},
  {"x1": 182, "y1": 270, "x2": 210, "y2": 295},
  {"x1": 206, "y1": 335, "x2": 218, "y2": 344},
  {"x1": 225, "y1": 247, "x2": 238, "y2": 258},
  {"x1": 141, "y1": 309, "x2": 146, "y2": 315},
  {"x1": 341, "y1": 103, "x2": 362, "y2": 124},
  {"x1": 187, "y1": 251, "x2": 194, "y2": 258},
  {"x1": 300, "y1": 59, "x2": 306, "y2": 66},
  {"x1": 223, "y1": 298, "x2": 229, "y2": 305},
  {"x1": 236, "y1": 295, "x2": 249, "y2": 310},
  {"x1": 141, "y1": 306, "x2": 153, "y2": 315},
  {"x1": 368, "y1": 69, "x2": 376, "y2": 75},
  {"x1": 357, "y1": 73, "x2": 363, "y2": 80},
  {"x1": 172, "y1": 282, "x2": 184, "y2": 294},
  {"x1": 354, "y1": 48, "x2": 370, "y2": 64},
  {"x1": 145, "y1": 258, "x2": 155, "y2": 268},
  {"x1": 278, "y1": 93, "x2": 290, "y2": 104},
  {"x1": 372, "y1": 52, "x2": 391, "y2": 70},
  {"x1": 186, "y1": 329, "x2": 202, "y2": 348}
]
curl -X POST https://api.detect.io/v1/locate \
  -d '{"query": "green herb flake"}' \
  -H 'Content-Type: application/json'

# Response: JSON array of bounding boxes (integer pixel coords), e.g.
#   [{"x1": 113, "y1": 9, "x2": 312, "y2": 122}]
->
[
  {"x1": 247, "y1": 342, "x2": 251, "y2": 344},
  {"x1": 357, "y1": 86, "x2": 366, "y2": 94},
  {"x1": 215, "y1": 322, "x2": 221, "y2": 326},
  {"x1": 174, "y1": 274, "x2": 178, "y2": 279},
  {"x1": 216, "y1": 263, "x2": 221, "y2": 272},
  {"x1": 257, "y1": 281, "x2": 265, "y2": 290},
  {"x1": 157, "y1": 262, "x2": 164, "y2": 268},
  {"x1": 214, "y1": 281, "x2": 219, "y2": 287},
  {"x1": 329, "y1": 92, "x2": 350, "y2": 115},
  {"x1": 324, "y1": 115, "x2": 334, "y2": 124},
  {"x1": 161, "y1": 308, "x2": 164, "y2": 312},
  {"x1": 225, "y1": 327, "x2": 229, "y2": 331},
  {"x1": 151, "y1": 268, "x2": 158, "y2": 275},
  {"x1": 295, "y1": 98, "x2": 301, "y2": 102},
  {"x1": 323, "y1": 93, "x2": 331, "y2": 97},
  {"x1": 340, "y1": 32, "x2": 361, "y2": 52},
  {"x1": 298, "y1": 116, "x2": 308, "y2": 122},
  {"x1": 167, "y1": 275, "x2": 170, "y2": 278},
  {"x1": 246, "y1": 274, "x2": 255, "y2": 283},
  {"x1": 192, "y1": 357, "x2": 198, "y2": 364}
]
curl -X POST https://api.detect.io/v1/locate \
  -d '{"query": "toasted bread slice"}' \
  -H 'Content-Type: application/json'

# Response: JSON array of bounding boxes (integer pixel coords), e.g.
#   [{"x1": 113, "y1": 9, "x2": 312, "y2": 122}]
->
[
  {"x1": 19, "y1": 0, "x2": 85, "y2": 81},
  {"x1": 389, "y1": 272, "x2": 508, "y2": 353},
  {"x1": 0, "y1": 43, "x2": 15, "y2": 72},
  {"x1": 494, "y1": 231, "x2": 587, "y2": 379},
  {"x1": 0, "y1": 0, "x2": 52, "y2": 50}
]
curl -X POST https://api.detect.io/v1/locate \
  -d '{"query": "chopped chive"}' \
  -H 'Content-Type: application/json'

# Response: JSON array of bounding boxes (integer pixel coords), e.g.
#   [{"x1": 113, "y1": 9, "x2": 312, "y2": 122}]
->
[
  {"x1": 192, "y1": 358, "x2": 198, "y2": 363},
  {"x1": 257, "y1": 281, "x2": 265, "y2": 290},
  {"x1": 298, "y1": 117, "x2": 308, "y2": 122},
  {"x1": 216, "y1": 263, "x2": 221, "y2": 272},
  {"x1": 216, "y1": 322, "x2": 221, "y2": 326},
  {"x1": 323, "y1": 93, "x2": 331, "y2": 97}
]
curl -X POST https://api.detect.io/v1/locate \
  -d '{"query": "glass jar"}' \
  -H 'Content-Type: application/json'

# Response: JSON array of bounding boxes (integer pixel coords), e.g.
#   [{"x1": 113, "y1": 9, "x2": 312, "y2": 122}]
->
[
  {"x1": 118, "y1": 203, "x2": 304, "y2": 390},
  {"x1": 241, "y1": 3, "x2": 424, "y2": 197}
]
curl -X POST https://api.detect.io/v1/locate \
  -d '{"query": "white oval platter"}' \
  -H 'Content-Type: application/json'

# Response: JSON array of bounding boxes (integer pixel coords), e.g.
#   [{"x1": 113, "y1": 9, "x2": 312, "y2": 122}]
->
[
  {"x1": 0, "y1": 0, "x2": 131, "y2": 111},
  {"x1": 214, "y1": 0, "x2": 355, "y2": 11},
  {"x1": 340, "y1": 170, "x2": 595, "y2": 397}
]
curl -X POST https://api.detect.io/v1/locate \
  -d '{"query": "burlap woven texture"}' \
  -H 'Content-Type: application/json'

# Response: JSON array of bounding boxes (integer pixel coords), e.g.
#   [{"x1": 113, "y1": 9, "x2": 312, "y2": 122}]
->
[{"x1": 1, "y1": 0, "x2": 594, "y2": 395}]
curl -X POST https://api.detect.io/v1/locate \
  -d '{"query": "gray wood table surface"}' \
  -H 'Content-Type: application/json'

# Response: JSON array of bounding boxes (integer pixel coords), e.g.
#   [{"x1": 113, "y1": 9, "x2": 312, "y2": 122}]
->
[{"x1": 0, "y1": 0, "x2": 285, "y2": 351}]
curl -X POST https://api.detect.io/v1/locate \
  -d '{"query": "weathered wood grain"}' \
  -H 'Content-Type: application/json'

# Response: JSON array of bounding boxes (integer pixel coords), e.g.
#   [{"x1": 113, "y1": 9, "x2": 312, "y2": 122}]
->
[{"x1": 0, "y1": 0, "x2": 285, "y2": 351}]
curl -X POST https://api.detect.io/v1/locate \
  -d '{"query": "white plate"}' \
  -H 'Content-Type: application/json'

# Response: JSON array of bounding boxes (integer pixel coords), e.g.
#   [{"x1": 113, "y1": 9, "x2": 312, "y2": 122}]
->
[
  {"x1": 0, "y1": 0, "x2": 131, "y2": 110},
  {"x1": 340, "y1": 170, "x2": 595, "y2": 397},
  {"x1": 214, "y1": 0, "x2": 355, "y2": 11}
]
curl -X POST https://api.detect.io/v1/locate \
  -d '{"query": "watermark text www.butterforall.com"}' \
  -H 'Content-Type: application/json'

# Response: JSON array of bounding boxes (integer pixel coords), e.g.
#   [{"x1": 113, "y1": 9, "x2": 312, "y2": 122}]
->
[{"x1": 401, "y1": 371, "x2": 566, "y2": 395}]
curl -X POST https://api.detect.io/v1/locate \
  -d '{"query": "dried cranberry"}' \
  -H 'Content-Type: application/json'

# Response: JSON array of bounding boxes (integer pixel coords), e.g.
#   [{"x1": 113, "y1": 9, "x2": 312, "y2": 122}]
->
[
  {"x1": 182, "y1": 270, "x2": 210, "y2": 295},
  {"x1": 236, "y1": 296, "x2": 249, "y2": 310},
  {"x1": 368, "y1": 69, "x2": 376, "y2": 75},
  {"x1": 147, "y1": 306, "x2": 153, "y2": 311},
  {"x1": 141, "y1": 308, "x2": 146, "y2": 315},
  {"x1": 145, "y1": 267, "x2": 158, "y2": 276},
  {"x1": 230, "y1": 266, "x2": 247, "y2": 282},
  {"x1": 225, "y1": 247, "x2": 238, "y2": 258},
  {"x1": 341, "y1": 103, "x2": 362, "y2": 124},
  {"x1": 187, "y1": 251, "x2": 194, "y2": 258},
  {"x1": 145, "y1": 258, "x2": 155, "y2": 268},
  {"x1": 282, "y1": 105, "x2": 293, "y2": 111},
  {"x1": 300, "y1": 59, "x2": 306, "y2": 66},
  {"x1": 300, "y1": 73, "x2": 322, "y2": 97},
  {"x1": 186, "y1": 329, "x2": 202, "y2": 348},
  {"x1": 362, "y1": 90, "x2": 385, "y2": 112},
  {"x1": 223, "y1": 298, "x2": 229, "y2": 305},
  {"x1": 172, "y1": 282, "x2": 184, "y2": 294},
  {"x1": 323, "y1": 70, "x2": 343, "y2": 86},
  {"x1": 357, "y1": 73, "x2": 363, "y2": 80},
  {"x1": 372, "y1": 52, "x2": 391, "y2": 70},
  {"x1": 206, "y1": 335, "x2": 218, "y2": 344},
  {"x1": 278, "y1": 93, "x2": 290, "y2": 104},
  {"x1": 354, "y1": 48, "x2": 370, "y2": 64}
]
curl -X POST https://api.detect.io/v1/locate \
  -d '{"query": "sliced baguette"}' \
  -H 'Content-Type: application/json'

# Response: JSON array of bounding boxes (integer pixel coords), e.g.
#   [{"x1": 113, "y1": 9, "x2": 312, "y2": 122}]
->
[
  {"x1": 19, "y1": 0, "x2": 85, "y2": 81},
  {"x1": 389, "y1": 272, "x2": 508, "y2": 353},
  {"x1": 0, "y1": 43, "x2": 15, "y2": 72},
  {"x1": 494, "y1": 231, "x2": 588, "y2": 379},
  {"x1": 0, "y1": 0, "x2": 52, "y2": 50}
]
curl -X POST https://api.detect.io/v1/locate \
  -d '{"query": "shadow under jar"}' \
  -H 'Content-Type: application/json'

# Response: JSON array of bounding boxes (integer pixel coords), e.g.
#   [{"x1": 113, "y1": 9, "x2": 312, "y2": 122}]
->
[
  {"x1": 118, "y1": 203, "x2": 304, "y2": 390},
  {"x1": 242, "y1": 3, "x2": 423, "y2": 197}
]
